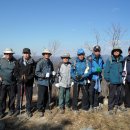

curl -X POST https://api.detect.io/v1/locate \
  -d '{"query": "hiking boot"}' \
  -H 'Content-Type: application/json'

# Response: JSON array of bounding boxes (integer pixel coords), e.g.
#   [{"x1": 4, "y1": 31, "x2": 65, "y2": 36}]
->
[
  {"x1": 114, "y1": 105, "x2": 118, "y2": 114},
  {"x1": 0, "y1": 113, "x2": 4, "y2": 119},
  {"x1": 124, "y1": 107, "x2": 130, "y2": 112},
  {"x1": 26, "y1": 111, "x2": 32, "y2": 117},
  {"x1": 37, "y1": 111, "x2": 44, "y2": 117},
  {"x1": 118, "y1": 106, "x2": 127, "y2": 112},
  {"x1": 59, "y1": 108, "x2": 65, "y2": 114},
  {"x1": 89, "y1": 106, "x2": 94, "y2": 113},
  {"x1": 8, "y1": 111, "x2": 14, "y2": 116},
  {"x1": 94, "y1": 107, "x2": 99, "y2": 113},
  {"x1": 14, "y1": 110, "x2": 20, "y2": 117},
  {"x1": 109, "y1": 110, "x2": 114, "y2": 115}
]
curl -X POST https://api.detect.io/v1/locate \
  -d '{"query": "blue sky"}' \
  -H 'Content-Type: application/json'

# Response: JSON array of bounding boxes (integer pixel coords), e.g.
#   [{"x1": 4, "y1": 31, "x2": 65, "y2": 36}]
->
[{"x1": 0, "y1": 0, "x2": 130, "y2": 56}]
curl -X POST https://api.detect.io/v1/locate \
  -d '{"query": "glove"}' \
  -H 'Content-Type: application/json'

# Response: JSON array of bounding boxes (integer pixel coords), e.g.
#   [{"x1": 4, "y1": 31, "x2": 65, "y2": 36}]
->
[
  {"x1": 46, "y1": 73, "x2": 50, "y2": 78},
  {"x1": 0, "y1": 77, "x2": 2, "y2": 86},
  {"x1": 55, "y1": 83, "x2": 60, "y2": 88},
  {"x1": 52, "y1": 71, "x2": 56, "y2": 76},
  {"x1": 0, "y1": 77, "x2": 2, "y2": 81},
  {"x1": 71, "y1": 82, "x2": 74, "y2": 87},
  {"x1": 96, "y1": 67, "x2": 102, "y2": 73}
]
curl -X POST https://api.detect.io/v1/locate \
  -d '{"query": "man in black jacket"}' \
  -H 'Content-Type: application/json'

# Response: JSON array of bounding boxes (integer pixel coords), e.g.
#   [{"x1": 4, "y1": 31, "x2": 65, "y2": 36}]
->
[
  {"x1": 124, "y1": 47, "x2": 130, "y2": 109},
  {"x1": 14, "y1": 48, "x2": 35, "y2": 117}
]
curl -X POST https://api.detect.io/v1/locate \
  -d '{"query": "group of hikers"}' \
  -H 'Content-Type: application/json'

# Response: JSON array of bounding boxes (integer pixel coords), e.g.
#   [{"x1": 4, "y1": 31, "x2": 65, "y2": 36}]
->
[{"x1": 0, "y1": 45, "x2": 130, "y2": 118}]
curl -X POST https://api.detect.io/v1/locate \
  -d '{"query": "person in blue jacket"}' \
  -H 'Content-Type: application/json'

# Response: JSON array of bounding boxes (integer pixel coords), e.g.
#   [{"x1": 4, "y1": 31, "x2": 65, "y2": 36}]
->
[
  {"x1": 71, "y1": 49, "x2": 90, "y2": 113},
  {"x1": 88, "y1": 45, "x2": 104, "y2": 112},
  {"x1": 35, "y1": 49, "x2": 55, "y2": 117},
  {"x1": 104, "y1": 47, "x2": 124, "y2": 115}
]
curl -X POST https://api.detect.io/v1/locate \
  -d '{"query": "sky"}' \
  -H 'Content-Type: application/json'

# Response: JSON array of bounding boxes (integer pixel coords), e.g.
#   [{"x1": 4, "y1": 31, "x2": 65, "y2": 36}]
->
[{"x1": 0, "y1": 0, "x2": 130, "y2": 56}]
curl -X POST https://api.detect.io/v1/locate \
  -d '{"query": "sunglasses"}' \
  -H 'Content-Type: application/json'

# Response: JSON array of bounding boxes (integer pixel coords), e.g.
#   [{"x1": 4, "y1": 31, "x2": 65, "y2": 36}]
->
[
  {"x1": 63, "y1": 57, "x2": 69, "y2": 59},
  {"x1": 4, "y1": 53, "x2": 13, "y2": 55},
  {"x1": 78, "y1": 54, "x2": 84, "y2": 56},
  {"x1": 94, "y1": 50, "x2": 100, "y2": 52},
  {"x1": 114, "y1": 50, "x2": 120, "y2": 52},
  {"x1": 43, "y1": 53, "x2": 51, "y2": 55}
]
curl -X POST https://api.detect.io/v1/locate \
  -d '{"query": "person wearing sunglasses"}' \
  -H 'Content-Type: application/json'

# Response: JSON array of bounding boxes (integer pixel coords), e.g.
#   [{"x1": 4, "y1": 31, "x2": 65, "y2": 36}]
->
[{"x1": 88, "y1": 45, "x2": 104, "y2": 112}]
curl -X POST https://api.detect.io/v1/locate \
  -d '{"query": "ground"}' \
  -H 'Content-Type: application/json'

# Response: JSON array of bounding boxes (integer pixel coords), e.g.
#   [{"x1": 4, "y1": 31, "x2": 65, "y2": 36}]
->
[
  {"x1": 1, "y1": 102, "x2": 130, "y2": 130},
  {"x1": 0, "y1": 84, "x2": 129, "y2": 130}
]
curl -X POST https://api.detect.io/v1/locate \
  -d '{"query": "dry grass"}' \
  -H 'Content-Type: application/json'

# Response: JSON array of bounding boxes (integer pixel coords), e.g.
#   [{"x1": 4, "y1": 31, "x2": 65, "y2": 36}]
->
[{"x1": 2, "y1": 105, "x2": 130, "y2": 130}]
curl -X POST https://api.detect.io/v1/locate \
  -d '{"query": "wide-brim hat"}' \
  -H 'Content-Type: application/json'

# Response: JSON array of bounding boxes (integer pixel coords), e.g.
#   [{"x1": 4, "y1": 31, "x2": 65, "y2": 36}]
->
[
  {"x1": 61, "y1": 53, "x2": 71, "y2": 59},
  {"x1": 111, "y1": 47, "x2": 122, "y2": 55},
  {"x1": 42, "y1": 49, "x2": 52, "y2": 55},
  {"x1": 3, "y1": 48, "x2": 15, "y2": 54}
]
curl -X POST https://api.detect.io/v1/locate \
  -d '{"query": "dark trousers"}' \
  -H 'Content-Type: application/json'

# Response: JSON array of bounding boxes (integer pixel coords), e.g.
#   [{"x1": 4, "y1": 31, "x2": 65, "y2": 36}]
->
[
  {"x1": 89, "y1": 81, "x2": 100, "y2": 107},
  {"x1": 16, "y1": 84, "x2": 33, "y2": 112},
  {"x1": 0, "y1": 85, "x2": 16, "y2": 114},
  {"x1": 72, "y1": 83, "x2": 89, "y2": 110},
  {"x1": 124, "y1": 82, "x2": 130, "y2": 108},
  {"x1": 37, "y1": 85, "x2": 50, "y2": 112},
  {"x1": 108, "y1": 84, "x2": 124, "y2": 111}
]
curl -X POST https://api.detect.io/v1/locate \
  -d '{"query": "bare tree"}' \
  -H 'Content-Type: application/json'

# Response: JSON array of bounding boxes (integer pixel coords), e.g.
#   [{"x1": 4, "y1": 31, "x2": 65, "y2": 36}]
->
[
  {"x1": 84, "y1": 31, "x2": 101, "y2": 53},
  {"x1": 84, "y1": 42, "x2": 93, "y2": 53},
  {"x1": 107, "y1": 24, "x2": 126, "y2": 48},
  {"x1": 48, "y1": 41, "x2": 60, "y2": 57},
  {"x1": 94, "y1": 30, "x2": 100, "y2": 45}
]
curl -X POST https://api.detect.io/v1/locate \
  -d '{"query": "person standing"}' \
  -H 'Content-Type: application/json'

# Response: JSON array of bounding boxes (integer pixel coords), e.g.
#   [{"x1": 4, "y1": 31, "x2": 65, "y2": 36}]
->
[
  {"x1": 14, "y1": 48, "x2": 35, "y2": 117},
  {"x1": 57, "y1": 53, "x2": 71, "y2": 114},
  {"x1": 35, "y1": 49, "x2": 55, "y2": 117},
  {"x1": 88, "y1": 45, "x2": 104, "y2": 112},
  {"x1": 0, "y1": 48, "x2": 17, "y2": 118},
  {"x1": 104, "y1": 47, "x2": 124, "y2": 115},
  {"x1": 71, "y1": 49, "x2": 90, "y2": 113},
  {"x1": 123, "y1": 46, "x2": 130, "y2": 110}
]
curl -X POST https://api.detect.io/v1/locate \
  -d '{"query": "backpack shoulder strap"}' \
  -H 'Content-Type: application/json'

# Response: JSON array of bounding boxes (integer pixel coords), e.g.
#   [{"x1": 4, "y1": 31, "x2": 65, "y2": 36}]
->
[{"x1": 87, "y1": 55, "x2": 92, "y2": 62}]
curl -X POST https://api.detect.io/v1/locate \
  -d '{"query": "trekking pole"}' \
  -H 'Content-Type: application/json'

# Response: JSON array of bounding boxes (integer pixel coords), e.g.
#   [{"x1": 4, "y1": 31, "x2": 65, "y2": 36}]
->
[
  {"x1": 20, "y1": 84, "x2": 23, "y2": 115},
  {"x1": 23, "y1": 75, "x2": 27, "y2": 112},
  {"x1": 48, "y1": 85, "x2": 51, "y2": 111},
  {"x1": 56, "y1": 87, "x2": 59, "y2": 107},
  {"x1": 20, "y1": 76, "x2": 24, "y2": 115}
]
